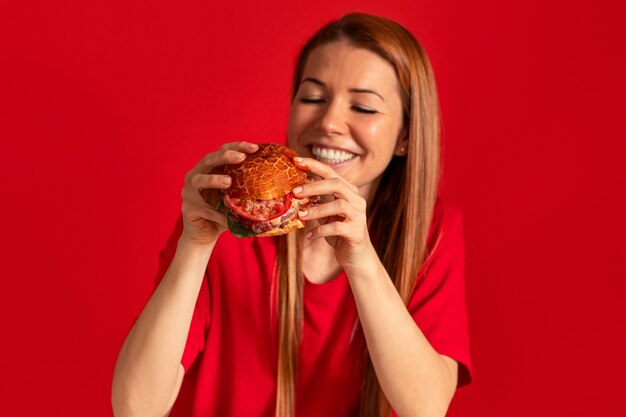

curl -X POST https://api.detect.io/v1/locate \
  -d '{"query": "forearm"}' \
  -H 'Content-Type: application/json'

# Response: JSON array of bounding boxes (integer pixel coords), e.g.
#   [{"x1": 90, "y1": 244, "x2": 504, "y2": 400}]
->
[
  {"x1": 112, "y1": 237, "x2": 214, "y2": 417},
  {"x1": 346, "y1": 248, "x2": 456, "y2": 417}
]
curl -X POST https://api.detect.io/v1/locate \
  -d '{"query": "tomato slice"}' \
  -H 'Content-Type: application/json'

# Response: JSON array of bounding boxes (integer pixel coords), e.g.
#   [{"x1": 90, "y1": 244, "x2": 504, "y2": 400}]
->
[{"x1": 224, "y1": 193, "x2": 292, "y2": 222}]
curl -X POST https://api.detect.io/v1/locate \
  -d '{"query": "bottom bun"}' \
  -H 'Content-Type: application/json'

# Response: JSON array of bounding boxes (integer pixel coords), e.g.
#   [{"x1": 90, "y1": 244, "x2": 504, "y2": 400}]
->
[{"x1": 256, "y1": 218, "x2": 305, "y2": 237}]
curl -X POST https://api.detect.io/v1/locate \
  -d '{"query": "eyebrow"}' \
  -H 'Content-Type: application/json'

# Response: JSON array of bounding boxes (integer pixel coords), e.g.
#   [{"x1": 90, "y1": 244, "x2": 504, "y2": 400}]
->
[{"x1": 300, "y1": 77, "x2": 385, "y2": 101}]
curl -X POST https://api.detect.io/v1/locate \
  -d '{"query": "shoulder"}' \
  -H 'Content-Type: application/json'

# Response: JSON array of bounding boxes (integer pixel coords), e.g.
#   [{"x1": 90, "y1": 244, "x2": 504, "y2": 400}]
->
[
  {"x1": 428, "y1": 198, "x2": 464, "y2": 243},
  {"x1": 420, "y1": 198, "x2": 465, "y2": 280},
  {"x1": 408, "y1": 198, "x2": 467, "y2": 314},
  {"x1": 410, "y1": 199, "x2": 473, "y2": 385}
]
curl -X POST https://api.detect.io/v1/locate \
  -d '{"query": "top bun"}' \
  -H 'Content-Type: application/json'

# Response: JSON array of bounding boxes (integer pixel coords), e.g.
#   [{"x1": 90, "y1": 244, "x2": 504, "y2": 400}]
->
[{"x1": 223, "y1": 143, "x2": 307, "y2": 201}]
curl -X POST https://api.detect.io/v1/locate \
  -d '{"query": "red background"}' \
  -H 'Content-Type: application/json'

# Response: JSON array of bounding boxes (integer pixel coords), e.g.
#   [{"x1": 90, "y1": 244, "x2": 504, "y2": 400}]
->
[{"x1": 1, "y1": 1, "x2": 625, "y2": 416}]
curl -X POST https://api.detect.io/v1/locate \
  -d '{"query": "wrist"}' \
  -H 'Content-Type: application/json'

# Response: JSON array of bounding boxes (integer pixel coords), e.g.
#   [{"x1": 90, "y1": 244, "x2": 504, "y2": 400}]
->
[
  {"x1": 342, "y1": 242, "x2": 381, "y2": 275},
  {"x1": 177, "y1": 233, "x2": 217, "y2": 255}
]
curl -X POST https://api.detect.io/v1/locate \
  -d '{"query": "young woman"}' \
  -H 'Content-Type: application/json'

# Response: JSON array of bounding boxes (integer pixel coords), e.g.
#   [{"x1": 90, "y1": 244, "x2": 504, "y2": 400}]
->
[{"x1": 112, "y1": 13, "x2": 472, "y2": 417}]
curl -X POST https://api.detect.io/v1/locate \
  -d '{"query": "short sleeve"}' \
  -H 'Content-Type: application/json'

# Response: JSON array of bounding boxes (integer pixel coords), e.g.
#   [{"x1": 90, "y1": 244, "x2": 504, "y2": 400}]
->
[
  {"x1": 155, "y1": 217, "x2": 211, "y2": 373},
  {"x1": 408, "y1": 202, "x2": 473, "y2": 386}
]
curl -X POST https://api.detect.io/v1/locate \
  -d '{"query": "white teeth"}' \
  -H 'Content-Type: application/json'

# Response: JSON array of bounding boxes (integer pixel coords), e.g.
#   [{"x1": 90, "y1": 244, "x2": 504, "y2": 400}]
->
[{"x1": 311, "y1": 146, "x2": 356, "y2": 163}]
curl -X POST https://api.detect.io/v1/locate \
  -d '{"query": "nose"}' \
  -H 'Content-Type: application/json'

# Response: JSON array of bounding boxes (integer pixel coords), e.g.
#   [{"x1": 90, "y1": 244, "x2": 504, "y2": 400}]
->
[{"x1": 315, "y1": 100, "x2": 347, "y2": 136}]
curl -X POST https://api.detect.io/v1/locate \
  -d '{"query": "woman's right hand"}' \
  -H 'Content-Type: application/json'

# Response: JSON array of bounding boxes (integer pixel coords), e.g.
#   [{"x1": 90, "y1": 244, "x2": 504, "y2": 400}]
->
[{"x1": 180, "y1": 141, "x2": 259, "y2": 248}]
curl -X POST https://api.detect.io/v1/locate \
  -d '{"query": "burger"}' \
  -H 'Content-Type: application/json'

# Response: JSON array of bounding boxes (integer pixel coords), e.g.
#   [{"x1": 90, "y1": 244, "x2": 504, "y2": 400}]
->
[{"x1": 217, "y1": 143, "x2": 319, "y2": 238}]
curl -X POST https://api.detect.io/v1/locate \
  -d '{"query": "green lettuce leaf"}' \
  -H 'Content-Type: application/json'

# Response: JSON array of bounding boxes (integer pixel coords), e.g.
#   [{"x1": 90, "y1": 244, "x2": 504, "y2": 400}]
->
[{"x1": 227, "y1": 217, "x2": 258, "y2": 238}]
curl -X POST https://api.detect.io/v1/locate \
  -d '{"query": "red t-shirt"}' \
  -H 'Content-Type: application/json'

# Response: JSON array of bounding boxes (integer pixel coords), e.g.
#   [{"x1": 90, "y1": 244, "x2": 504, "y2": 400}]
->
[{"x1": 155, "y1": 199, "x2": 472, "y2": 417}]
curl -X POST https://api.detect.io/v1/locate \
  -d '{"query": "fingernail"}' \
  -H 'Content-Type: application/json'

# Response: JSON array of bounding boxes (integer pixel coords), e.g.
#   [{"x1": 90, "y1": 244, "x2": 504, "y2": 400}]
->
[
  {"x1": 222, "y1": 176, "x2": 231, "y2": 185},
  {"x1": 305, "y1": 231, "x2": 313, "y2": 239},
  {"x1": 234, "y1": 152, "x2": 245, "y2": 158},
  {"x1": 298, "y1": 210, "x2": 308, "y2": 217},
  {"x1": 293, "y1": 186, "x2": 303, "y2": 194},
  {"x1": 247, "y1": 143, "x2": 258, "y2": 149},
  {"x1": 294, "y1": 157, "x2": 303, "y2": 163}
]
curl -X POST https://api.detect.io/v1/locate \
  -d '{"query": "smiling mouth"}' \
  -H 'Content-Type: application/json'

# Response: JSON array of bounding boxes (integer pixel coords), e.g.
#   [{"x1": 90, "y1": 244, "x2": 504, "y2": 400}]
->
[{"x1": 311, "y1": 145, "x2": 357, "y2": 164}]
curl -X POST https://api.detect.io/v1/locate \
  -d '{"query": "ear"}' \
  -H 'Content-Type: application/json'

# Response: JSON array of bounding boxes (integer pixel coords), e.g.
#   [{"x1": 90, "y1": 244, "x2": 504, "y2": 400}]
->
[{"x1": 393, "y1": 127, "x2": 409, "y2": 157}]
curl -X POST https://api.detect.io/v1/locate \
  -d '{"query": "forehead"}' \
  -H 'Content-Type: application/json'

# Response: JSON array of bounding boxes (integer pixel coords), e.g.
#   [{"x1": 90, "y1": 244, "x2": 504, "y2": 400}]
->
[{"x1": 302, "y1": 41, "x2": 400, "y2": 93}]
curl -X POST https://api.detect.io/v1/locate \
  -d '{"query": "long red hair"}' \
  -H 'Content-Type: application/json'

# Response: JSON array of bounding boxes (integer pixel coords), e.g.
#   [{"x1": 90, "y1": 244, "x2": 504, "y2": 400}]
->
[{"x1": 274, "y1": 13, "x2": 442, "y2": 417}]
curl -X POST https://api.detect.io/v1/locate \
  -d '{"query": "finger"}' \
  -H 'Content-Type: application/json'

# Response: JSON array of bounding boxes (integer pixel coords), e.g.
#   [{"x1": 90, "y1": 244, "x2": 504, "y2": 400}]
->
[
  {"x1": 294, "y1": 157, "x2": 357, "y2": 188},
  {"x1": 188, "y1": 142, "x2": 259, "y2": 177},
  {"x1": 189, "y1": 173, "x2": 232, "y2": 190},
  {"x1": 298, "y1": 198, "x2": 363, "y2": 222},
  {"x1": 219, "y1": 141, "x2": 259, "y2": 154},
  {"x1": 292, "y1": 157, "x2": 310, "y2": 172},
  {"x1": 293, "y1": 177, "x2": 365, "y2": 210},
  {"x1": 293, "y1": 157, "x2": 337, "y2": 179},
  {"x1": 182, "y1": 183, "x2": 223, "y2": 209},
  {"x1": 294, "y1": 157, "x2": 360, "y2": 197},
  {"x1": 205, "y1": 208, "x2": 228, "y2": 228},
  {"x1": 194, "y1": 148, "x2": 246, "y2": 176},
  {"x1": 306, "y1": 221, "x2": 351, "y2": 240},
  {"x1": 183, "y1": 199, "x2": 228, "y2": 227}
]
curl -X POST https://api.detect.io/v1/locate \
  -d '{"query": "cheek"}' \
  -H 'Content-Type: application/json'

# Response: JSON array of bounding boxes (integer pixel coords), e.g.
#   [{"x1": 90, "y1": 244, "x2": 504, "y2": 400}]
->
[
  {"x1": 287, "y1": 106, "x2": 311, "y2": 139},
  {"x1": 364, "y1": 120, "x2": 396, "y2": 147},
  {"x1": 287, "y1": 108, "x2": 303, "y2": 147},
  {"x1": 287, "y1": 104, "x2": 298, "y2": 132}
]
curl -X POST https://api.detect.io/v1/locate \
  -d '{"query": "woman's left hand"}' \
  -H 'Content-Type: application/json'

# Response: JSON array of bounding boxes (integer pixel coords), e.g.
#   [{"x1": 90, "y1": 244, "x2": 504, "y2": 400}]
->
[{"x1": 292, "y1": 157, "x2": 375, "y2": 270}]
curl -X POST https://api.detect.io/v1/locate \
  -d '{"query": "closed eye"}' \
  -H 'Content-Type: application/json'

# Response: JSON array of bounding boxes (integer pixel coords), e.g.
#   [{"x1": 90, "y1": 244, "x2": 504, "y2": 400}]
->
[
  {"x1": 299, "y1": 98, "x2": 377, "y2": 114},
  {"x1": 299, "y1": 98, "x2": 325, "y2": 104},
  {"x1": 352, "y1": 106, "x2": 377, "y2": 114}
]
